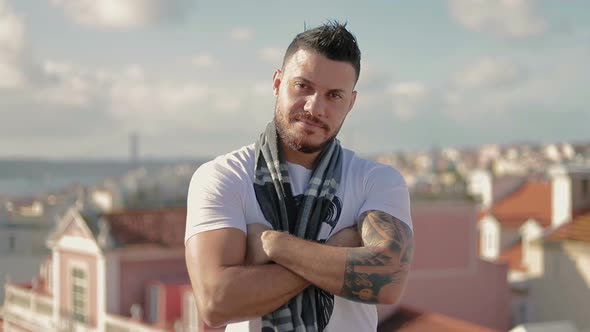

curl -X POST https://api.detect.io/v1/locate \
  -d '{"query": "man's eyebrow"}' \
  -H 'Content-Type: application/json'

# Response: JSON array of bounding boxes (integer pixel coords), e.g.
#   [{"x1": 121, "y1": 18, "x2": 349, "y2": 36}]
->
[
  {"x1": 292, "y1": 76, "x2": 313, "y2": 85},
  {"x1": 292, "y1": 76, "x2": 347, "y2": 94}
]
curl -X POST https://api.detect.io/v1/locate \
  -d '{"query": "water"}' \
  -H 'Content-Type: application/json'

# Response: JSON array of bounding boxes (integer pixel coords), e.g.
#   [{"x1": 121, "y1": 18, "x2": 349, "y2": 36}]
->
[{"x1": 0, "y1": 159, "x2": 204, "y2": 198}]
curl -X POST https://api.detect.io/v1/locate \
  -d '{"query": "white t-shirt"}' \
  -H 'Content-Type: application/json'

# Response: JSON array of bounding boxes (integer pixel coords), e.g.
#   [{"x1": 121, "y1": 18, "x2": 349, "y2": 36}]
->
[{"x1": 185, "y1": 144, "x2": 412, "y2": 332}]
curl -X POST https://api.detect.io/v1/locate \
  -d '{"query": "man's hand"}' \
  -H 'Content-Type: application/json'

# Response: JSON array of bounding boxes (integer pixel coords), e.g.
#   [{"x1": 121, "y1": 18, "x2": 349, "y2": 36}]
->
[
  {"x1": 261, "y1": 230, "x2": 285, "y2": 260},
  {"x1": 326, "y1": 226, "x2": 362, "y2": 247},
  {"x1": 246, "y1": 223, "x2": 273, "y2": 265}
]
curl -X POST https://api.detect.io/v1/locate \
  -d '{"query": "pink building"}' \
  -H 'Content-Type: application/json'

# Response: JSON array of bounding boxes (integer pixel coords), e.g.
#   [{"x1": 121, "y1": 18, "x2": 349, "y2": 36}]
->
[
  {"x1": 1, "y1": 207, "x2": 221, "y2": 332},
  {"x1": 379, "y1": 200, "x2": 511, "y2": 331}
]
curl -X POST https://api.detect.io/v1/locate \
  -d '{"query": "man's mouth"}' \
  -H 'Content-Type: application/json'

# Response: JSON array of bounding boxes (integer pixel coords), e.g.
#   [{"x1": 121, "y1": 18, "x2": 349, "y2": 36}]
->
[{"x1": 293, "y1": 114, "x2": 327, "y2": 130}]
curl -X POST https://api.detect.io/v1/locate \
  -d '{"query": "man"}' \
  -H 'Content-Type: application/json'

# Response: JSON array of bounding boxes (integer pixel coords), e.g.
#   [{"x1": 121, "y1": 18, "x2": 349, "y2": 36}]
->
[{"x1": 185, "y1": 21, "x2": 413, "y2": 332}]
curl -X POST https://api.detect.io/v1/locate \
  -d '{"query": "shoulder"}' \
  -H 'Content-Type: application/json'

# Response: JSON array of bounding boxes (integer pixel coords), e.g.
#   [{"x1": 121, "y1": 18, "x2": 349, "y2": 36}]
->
[
  {"x1": 342, "y1": 148, "x2": 407, "y2": 189},
  {"x1": 191, "y1": 144, "x2": 256, "y2": 186}
]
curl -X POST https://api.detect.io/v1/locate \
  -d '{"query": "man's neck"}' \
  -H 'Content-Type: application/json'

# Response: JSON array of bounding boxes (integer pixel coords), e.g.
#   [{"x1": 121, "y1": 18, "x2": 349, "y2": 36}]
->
[{"x1": 279, "y1": 140, "x2": 320, "y2": 170}]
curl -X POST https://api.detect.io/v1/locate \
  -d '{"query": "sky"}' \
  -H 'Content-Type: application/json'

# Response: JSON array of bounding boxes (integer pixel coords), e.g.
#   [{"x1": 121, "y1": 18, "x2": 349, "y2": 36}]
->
[{"x1": 0, "y1": 0, "x2": 589, "y2": 159}]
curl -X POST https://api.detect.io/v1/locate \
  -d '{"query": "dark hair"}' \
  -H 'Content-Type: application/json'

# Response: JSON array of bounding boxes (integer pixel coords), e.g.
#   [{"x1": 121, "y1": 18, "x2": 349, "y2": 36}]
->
[{"x1": 282, "y1": 21, "x2": 361, "y2": 82}]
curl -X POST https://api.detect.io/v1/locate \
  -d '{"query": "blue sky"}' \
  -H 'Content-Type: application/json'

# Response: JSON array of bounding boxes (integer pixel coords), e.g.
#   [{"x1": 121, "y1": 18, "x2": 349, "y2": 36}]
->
[{"x1": 1, "y1": 0, "x2": 589, "y2": 159}]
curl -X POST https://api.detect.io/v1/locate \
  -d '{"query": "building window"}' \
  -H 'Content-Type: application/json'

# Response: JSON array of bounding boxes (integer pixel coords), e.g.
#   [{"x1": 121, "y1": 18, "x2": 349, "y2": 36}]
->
[
  {"x1": 486, "y1": 230, "x2": 494, "y2": 252},
  {"x1": 148, "y1": 285, "x2": 159, "y2": 324},
  {"x1": 71, "y1": 267, "x2": 87, "y2": 323},
  {"x1": 483, "y1": 223, "x2": 498, "y2": 259},
  {"x1": 582, "y1": 179, "x2": 589, "y2": 198},
  {"x1": 9, "y1": 235, "x2": 15, "y2": 252}
]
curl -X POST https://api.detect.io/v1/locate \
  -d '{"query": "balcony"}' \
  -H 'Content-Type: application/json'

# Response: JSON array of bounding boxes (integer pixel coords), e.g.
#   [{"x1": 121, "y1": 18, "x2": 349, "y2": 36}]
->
[{"x1": 3, "y1": 283, "x2": 54, "y2": 329}]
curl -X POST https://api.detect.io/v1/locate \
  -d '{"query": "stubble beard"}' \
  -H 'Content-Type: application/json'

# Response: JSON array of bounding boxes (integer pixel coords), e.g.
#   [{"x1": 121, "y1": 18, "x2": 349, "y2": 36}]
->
[{"x1": 274, "y1": 104, "x2": 340, "y2": 154}]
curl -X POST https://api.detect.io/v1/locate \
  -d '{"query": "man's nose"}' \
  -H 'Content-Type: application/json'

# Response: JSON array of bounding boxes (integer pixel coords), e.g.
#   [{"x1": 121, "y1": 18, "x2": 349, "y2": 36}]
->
[{"x1": 303, "y1": 93, "x2": 326, "y2": 118}]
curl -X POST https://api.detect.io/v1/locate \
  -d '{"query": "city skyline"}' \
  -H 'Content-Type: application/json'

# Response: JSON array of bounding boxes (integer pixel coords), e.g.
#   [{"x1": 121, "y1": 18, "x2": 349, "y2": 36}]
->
[{"x1": 1, "y1": 0, "x2": 589, "y2": 159}]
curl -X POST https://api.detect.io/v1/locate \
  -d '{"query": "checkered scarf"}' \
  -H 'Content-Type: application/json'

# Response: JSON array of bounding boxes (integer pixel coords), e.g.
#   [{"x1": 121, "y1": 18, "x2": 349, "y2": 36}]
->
[{"x1": 254, "y1": 121, "x2": 343, "y2": 332}]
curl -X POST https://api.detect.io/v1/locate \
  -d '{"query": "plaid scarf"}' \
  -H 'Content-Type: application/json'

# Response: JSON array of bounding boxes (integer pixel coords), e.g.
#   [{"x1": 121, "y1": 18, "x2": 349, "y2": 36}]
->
[{"x1": 254, "y1": 121, "x2": 343, "y2": 332}]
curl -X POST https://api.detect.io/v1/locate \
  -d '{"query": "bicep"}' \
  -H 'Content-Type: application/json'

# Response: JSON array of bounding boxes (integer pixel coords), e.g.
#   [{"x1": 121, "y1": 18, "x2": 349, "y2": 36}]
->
[
  {"x1": 185, "y1": 228, "x2": 246, "y2": 296},
  {"x1": 358, "y1": 210, "x2": 414, "y2": 265}
]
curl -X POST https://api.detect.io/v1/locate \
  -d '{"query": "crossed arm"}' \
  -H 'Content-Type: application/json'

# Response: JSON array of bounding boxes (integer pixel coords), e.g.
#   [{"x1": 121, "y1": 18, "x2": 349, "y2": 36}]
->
[
  {"x1": 261, "y1": 210, "x2": 414, "y2": 303},
  {"x1": 185, "y1": 210, "x2": 414, "y2": 327}
]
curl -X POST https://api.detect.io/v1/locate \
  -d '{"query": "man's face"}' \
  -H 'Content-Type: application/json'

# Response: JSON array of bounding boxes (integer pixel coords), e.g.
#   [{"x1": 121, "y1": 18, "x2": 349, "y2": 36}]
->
[{"x1": 273, "y1": 48, "x2": 357, "y2": 154}]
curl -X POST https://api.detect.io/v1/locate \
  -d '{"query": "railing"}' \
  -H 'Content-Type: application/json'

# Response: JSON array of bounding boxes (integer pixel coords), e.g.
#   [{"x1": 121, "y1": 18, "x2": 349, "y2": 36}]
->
[
  {"x1": 105, "y1": 314, "x2": 167, "y2": 332},
  {"x1": 3, "y1": 283, "x2": 55, "y2": 330},
  {"x1": 4, "y1": 283, "x2": 53, "y2": 316}
]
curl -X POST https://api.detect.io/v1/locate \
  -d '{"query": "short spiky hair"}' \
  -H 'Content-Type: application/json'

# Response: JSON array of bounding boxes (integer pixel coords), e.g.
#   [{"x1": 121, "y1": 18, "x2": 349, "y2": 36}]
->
[{"x1": 282, "y1": 20, "x2": 361, "y2": 82}]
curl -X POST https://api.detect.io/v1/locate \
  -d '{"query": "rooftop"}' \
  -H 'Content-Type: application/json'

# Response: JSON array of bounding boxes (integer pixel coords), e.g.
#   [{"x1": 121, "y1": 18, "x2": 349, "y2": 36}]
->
[
  {"x1": 487, "y1": 180, "x2": 552, "y2": 228},
  {"x1": 102, "y1": 207, "x2": 187, "y2": 248},
  {"x1": 498, "y1": 241, "x2": 527, "y2": 272},
  {"x1": 378, "y1": 306, "x2": 498, "y2": 332},
  {"x1": 545, "y1": 211, "x2": 590, "y2": 243}
]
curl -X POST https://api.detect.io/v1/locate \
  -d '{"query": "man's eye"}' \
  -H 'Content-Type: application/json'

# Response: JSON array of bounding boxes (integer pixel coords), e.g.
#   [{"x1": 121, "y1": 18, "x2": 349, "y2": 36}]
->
[
  {"x1": 295, "y1": 83, "x2": 306, "y2": 89},
  {"x1": 330, "y1": 92, "x2": 343, "y2": 100}
]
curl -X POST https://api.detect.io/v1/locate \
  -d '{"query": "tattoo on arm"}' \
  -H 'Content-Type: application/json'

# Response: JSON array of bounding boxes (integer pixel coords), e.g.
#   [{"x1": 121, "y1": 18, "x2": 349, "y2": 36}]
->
[{"x1": 341, "y1": 210, "x2": 414, "y2": 303}]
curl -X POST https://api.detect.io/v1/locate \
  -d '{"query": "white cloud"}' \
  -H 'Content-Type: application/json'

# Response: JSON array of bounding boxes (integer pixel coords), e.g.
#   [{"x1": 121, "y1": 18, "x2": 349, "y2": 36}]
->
[
  {"x1": 107, "y1": 65, "x2": 209, "y2": 120},
  {"x1": 230, "y1": 27, "x2": 254, "y2": 41},
  {"x1": 258, "y1": 47, "x2": 282, "y2": 65},
  {"x1": 0, "y1": 0, "x2": 27, "y2": 89},
  {"x1": 356, "y1": 62, "x2": 391, "y2": 91},
  {"x1": 50, "y1": 0, "x2": 194, "y2": 29},
  {"x1": 35, "y1": 60, "x2": 96, "y2": 106},
  {"x1": 453, "y1": 56, "x2": 526, "y2": 90},
  {"x1": 444, "y1": 57, "x2": 529, "y2": 116},
  {"x1": 388, "y1": 82, "x2": 428, "y2": 120},
  {"x1": 191, "y1": 53, "x2": 214, "y2": 68},
  {"x1": 448, "y1": 0, "x2": 546, "y2": 39}
]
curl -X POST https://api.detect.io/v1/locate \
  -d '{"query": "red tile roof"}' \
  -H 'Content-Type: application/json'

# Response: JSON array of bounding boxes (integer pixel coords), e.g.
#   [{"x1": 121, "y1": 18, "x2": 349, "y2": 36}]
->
[
  {"x1": 498, "y1": 242, "x2": 527, "y2": 272},
  {"x1": 378, "y1": 306, "x2": 498, "y2": 332},
  {"x1": 104, "y1": 208, "x2": 187, "y2": 248},
  {"x1": 545, "y1": 211, "x2": 590, "y2": 243},
  {"x1": 487, "y1": 180, "x2": 552, "y2": 228}
]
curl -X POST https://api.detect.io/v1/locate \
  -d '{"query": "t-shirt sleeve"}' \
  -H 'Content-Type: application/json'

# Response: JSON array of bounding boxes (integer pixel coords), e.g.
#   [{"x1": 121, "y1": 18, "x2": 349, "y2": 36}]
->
[
  {"x1": 358, "y1": 164, "x2": 413, "y2": 230},
  {"x1": 184, "y1": 160, "x2": 247, "y2": 245}
]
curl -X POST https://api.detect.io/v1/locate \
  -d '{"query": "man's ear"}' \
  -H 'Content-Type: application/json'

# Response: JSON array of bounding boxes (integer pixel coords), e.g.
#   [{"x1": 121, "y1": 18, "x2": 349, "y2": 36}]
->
[
  {"x1": 272, "y1": 69, "x2": 282, "y2": 97},
  {"x1": 347, "y1": 90, "x2": 357, "y2": 114}
]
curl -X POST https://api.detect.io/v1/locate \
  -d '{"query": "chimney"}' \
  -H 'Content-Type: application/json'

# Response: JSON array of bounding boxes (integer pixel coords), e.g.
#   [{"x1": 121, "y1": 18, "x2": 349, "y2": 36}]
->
[
  {"x1": 468, "y1": 169, "x2": 493, "y2": 209},
  {"x1": 550, "y1": 164, "x2": 590, "y2": 228},
  {"x1": 549, "y1": 164, "x2": 572, "y2": 228}
]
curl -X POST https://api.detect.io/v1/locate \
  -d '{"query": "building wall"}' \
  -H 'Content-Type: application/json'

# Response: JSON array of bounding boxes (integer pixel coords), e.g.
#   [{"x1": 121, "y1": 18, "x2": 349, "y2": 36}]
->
[
  {"x1": 392, "y1": 200, "x2": 511, "y2": 331},
  {"x1": 528, "y1": 242, "x2": 590, "y2": 331},
  {"x1": 0, "y1": 227, "x2": 50, "y2": 256},
  {"x1": 407, "y1": 201, "x2": 476, "y2": 271},
  {"x1": 0, "y1": 226, "x2": 51, "y2": 303},
  {"x1": 119, "y1": 257, "x2": 187, "y2": 319},
  {"x1": 571, "y1": 172, "x2": 590, "y2": 212},
  {"x1": 401, "y1": 260, "x2": 511, "y2": 331},
  {"x1": 58, "y1": 250, "x2": 99, "y2": 327},
  {"x1": 500, "y1": 228, "x2": 520, "y2": 250}
]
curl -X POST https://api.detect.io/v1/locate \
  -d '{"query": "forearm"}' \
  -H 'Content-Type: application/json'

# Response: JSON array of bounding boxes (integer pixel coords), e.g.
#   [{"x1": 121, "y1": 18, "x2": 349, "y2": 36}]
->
[
  {"x1": 264, "y1": 212, "x2": 413, "y2": 304},
  {"x1": 268, "y1": 236, "x2": 403, "y2": 304},
  {"x1": 199, "y1": 263, "x2": 309, "y2": 326},
  {"x1": 267, "y1": 236, "x2": 347, "y2": 297}
]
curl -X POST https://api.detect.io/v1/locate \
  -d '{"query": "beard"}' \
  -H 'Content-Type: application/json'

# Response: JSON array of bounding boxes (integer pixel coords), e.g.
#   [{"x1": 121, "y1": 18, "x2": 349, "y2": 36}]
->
[{"x1": 274, "y1": 104, "x2": 341, "y2": 154}]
